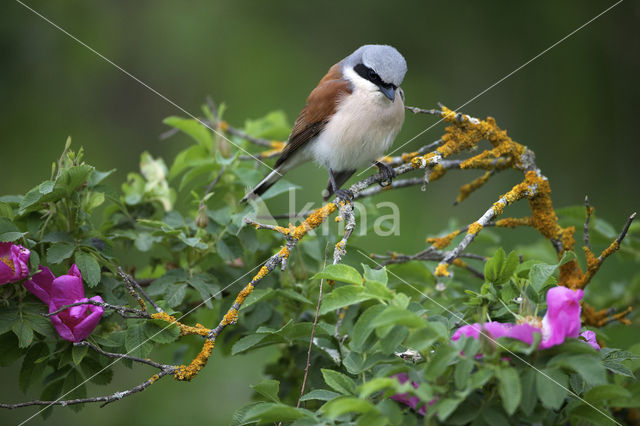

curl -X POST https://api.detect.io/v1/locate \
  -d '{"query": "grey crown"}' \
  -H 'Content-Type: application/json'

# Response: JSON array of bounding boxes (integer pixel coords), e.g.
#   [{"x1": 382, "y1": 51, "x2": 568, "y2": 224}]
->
[{"x1": 343, "y1": 44, "x2": 407, "y2": 87}]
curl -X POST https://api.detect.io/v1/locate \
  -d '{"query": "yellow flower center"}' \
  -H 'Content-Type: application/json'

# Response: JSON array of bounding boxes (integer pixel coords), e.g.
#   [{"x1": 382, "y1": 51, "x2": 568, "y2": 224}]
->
[
  {"x1": 0, "y1": 256, "x2": 15, "y2": 274},
  {"x1": 517, "y1": 315, "x2": 542, "y2": 329}
]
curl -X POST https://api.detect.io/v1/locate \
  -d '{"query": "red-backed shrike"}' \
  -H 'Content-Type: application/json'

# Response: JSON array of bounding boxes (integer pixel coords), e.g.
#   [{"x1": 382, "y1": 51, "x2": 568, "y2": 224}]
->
[{"x1": 242, "y1": 44, "x2": 407, "y2": 203}]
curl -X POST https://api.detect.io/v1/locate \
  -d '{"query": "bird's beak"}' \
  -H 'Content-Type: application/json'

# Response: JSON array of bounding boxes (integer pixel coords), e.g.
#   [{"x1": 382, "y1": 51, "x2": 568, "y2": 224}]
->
[{"x1": 379, "y1": 86, "x2": 395, "y2": 102}]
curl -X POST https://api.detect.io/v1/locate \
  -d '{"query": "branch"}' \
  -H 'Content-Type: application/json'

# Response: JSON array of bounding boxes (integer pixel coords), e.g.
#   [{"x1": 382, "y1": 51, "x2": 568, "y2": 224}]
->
[
  {"x1": 76, "y1": 341, "x2": 173, "y2": 370},
  {"x1": 0, "y1": 370, "x2": 172, "y2": 410},
  {"x1": 118, "y1": 268, "x2": 163, "y2": 313},
  {"x1": 45, "y1": 300, "x2": 150, "y2": 319}
]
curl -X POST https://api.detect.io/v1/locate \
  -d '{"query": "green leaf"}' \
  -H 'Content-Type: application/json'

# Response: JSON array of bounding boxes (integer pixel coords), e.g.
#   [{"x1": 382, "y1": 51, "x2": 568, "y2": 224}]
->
[
  {"x1": 72, "y1": 344, "x2": 89, "y2": 365},
  {"x1": 536, "y1": 368, "x2": 568, "y2": 410},
  {"x1": 319, "y1": 286, "x2": 375, "y2": 316},
  {"x1": 19, "y1": 343, "x2": 49, "y2": 392},
  {"x1": 300, "y1": 389, "x2": 341, "y2": 402},
  {"x1": 232, "y1": 334, "x2": 267, "y2": 355},
  {"x1": 169, "y1": 144, "x2": 210, "y2": 179},
  {"x1": 454, "y1": 357, "x2": 474, "y2": 390},
  {"x1": 79, "y1": 357, "x2": 113, "y2": 385},
  {"x1": 321, "y1": 396, "x2": 377, "y2": 418},
  {"x1": 125, "y1": 320, "x2": 153, "y2": 358},
  {"x1": 165, "y1": 283, "x2": 187, "y2": 307},
  {"x1": 602, "y1": 359, "x2": 635, "y2": 378},
  {"x1": 350, "y1": 304, "x2": 386, "y2": 352},
  {"x1": 163, "y1": 116, "x2": 213, "y2": 149},
  {"x1": 548, "y1": 353, "x2": 606, "y2": 386},
  {"x1": 484, "y1": 247, "x2": 505, "y2": 283},
  {"x1": 47, "y1": 242, "x2": 75, "y2": 264},
  {"x1": 425, "y1": 344, "x2": 458, "y2": 380},
  {"x1": 529, "y1": 263, "x2": 557, "y2": 292},
  {"x1": 584, "y1": 384, "x2": 631, "y2": 403},
  {"x1": 370, "y1": 306, "x2": 426, "y2": 329},
  {"x1": 252, "y1": 379, "x2": 280, "y2": 403},
  {"x1": 358, "y1": 377, "x2": 396, "y2": 399},
  {"x1": 362, "y1": 264, "x2": 388, "y2": 286},
  {"x1": 0, "y1": 333, "x2": 25, "y2": 367},
  {"x1": 144, "y1": 319, "x2": 180, "y2": 344},
  {"x1": 321, "y1": 368, "x2": 356, "y2": 395},
  {"x1": 244, "y1": 402, "x2": 313, "y2": 424},
  {"x1": 74, "y1": 251, "x2": 101, "y2": 287},
  {"x1": 0, "y1": 218, "x2": 26, "y2": 242},
  {"x1": 62, "y1": 368, "x2": 87, "y2": 412},
  {"x1": 0, "y1": 305, "x2": 19, "y2": 335},
  {"x1": 496, "y1": 366, "x2": 521, "y2": 415},
  {"x1": 312, "y1": 264, "x2": 363, "y2": 285},
  {"x1": 12, "y1": 319, "x2": 33, "y2": 348},
  {"x1": 520, "y1": 369, "x2": 537, "y2": 416}
]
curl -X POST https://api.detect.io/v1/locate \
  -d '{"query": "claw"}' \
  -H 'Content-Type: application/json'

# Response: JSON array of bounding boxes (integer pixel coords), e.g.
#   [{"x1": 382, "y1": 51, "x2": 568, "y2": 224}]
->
[
  {"x1": 375, "y1": 161, "x2": 396, "y2": 187},
  {"x1": 335, "y1": 189, "x2": 354, "y2": 203}
]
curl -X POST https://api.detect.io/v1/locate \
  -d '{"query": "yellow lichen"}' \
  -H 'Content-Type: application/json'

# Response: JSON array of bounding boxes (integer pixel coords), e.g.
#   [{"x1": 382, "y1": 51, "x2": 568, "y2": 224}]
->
[
  {"x1": 335, "y1": 216, "x2": 343, "y2": 222},
  {"x1": 150, "y1": 312, "x2": 211, "y2": 337},
  {"x1": 401, "y1": 151, "x2": 419, "y2": 163},
  {"x1": 457, "y1": 171, "x2": 493, "y2": 204},
  {"x1": 427, "y1": 229, "x2": 460, "y2": 250},
  {"x1": 452, "y1": 258, "x2": 467, "y2": 268},
  {"x1": 428, "y1": 164, "x2": 447, "y2": 181},
  {"x1": 174, "y1": 339, "x2": 214, "y2": 381},
  {"x1": 467, "y1": 222, "x2": 483, "y2": 235},
  {"x1": 495, "y1": 217, "x2": 531, "y2": 228},
  {"x1": 270, "y1": 141, "x2": 285, "y2": 149},
  {"x1": 280, "y1": 203, "x2": 337, "y2": 240},
  {"x1": 411, "y1": 152, "x2": 438, "y2": 169},
  {"x1": 149, "y1": 374, "x2": 160, "y2": 384},
  {"x1": 435, "y1": 263, "x2": 451, "y2": 277}
]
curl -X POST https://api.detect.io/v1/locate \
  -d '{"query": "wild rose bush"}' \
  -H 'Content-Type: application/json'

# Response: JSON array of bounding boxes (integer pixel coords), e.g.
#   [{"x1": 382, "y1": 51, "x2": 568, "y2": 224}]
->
[{"x1": 0, "y1": 111, "x2": 639, "y2": 425}]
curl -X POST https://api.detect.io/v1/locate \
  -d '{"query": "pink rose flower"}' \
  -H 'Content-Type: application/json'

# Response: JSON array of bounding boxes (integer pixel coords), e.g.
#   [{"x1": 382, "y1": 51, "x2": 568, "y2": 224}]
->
[
  {"x1": 0, "y1": 242, "x2": 30, "y2": 284},
  {"x1": 390, "y1": 373, "x2": 436, "y2": 416},
  {"x1": 452, "y1": 286, "x2": 599, "y2": 350},
  {"x1": 25, "y1": 264, "x2": 104, "y2": 342}
]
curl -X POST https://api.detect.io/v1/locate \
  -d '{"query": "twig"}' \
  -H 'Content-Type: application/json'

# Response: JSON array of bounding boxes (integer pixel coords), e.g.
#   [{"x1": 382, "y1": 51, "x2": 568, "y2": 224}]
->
[
  {"x1": 297, "y1": 244, "x2": 329, "y2": 408},
  {"x1": 45, "y1": 300, "x2": 150, "y2": 319},
  {"x1": 118, "y1": 268, "x2": 163, "y2": 313},
  {"x1": 0, "y1": 370, "x2": 171, "y2": 410},
  {"x1": 584, "y1": 195, "x2": 593, "y2": 250},
  {"x1": 76, "y1": 341, "x2": 172, "y2": 370}
]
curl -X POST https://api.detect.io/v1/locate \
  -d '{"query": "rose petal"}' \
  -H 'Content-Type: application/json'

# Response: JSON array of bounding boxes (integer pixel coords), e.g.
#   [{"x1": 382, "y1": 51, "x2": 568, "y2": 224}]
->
[
  {"x1": 23, "y1": 266, "x2": 55, "y2": 304},
  {"x1": 540, "y1": 286, "x2": 583, "y2": 349},
  {"x1": 49, "y1": 313, "x2": 76, "y2": 342},
  {"x1": 50, "y1": 274, "x2": 85, "y2": 306},
  {"x1": 580, "y1": 330, "x2": 600, "y2": 350},
  {"x1": 70, "y1": 305, "x2": 104, "y2": 341}
]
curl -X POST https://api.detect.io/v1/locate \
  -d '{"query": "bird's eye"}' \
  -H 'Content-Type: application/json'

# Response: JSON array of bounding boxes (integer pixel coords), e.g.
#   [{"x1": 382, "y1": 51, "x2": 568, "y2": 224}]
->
[{"x1": 369, "y1": 69, "x2": 378, "y2": 81}]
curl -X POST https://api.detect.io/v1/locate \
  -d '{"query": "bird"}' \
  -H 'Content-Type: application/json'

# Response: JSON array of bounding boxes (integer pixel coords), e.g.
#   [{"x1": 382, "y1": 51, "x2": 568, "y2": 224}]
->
[{"x1": 241, "y1": 44, "x2": 407, "y2": 203}]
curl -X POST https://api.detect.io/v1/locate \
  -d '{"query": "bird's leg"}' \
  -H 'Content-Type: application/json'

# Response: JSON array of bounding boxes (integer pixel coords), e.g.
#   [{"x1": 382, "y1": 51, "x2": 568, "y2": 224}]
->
[
  {"x1": 328, "y1": 168, "x2": 353, "y2": 203},
  {"x1": 374, "y1": 161, "x2": 396, "y2": 187}
]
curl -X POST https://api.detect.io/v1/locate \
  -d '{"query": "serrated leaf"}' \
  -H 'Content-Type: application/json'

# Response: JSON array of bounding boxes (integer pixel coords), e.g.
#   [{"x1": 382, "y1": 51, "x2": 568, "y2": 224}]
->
[
  {"x1": 496, "y1": 366, "x2": 521, "y2": 415},
  {"x1": 536, "y1": 368, "x2": 568, "y2": 410},
  {"x1": 351, "y1": 304, "x2": 386, "y2": 352},
  {"x1": 252, "y1": 379, "x2": 280, "y2": 402},
  {"x1": 71, "y1": 344, "x2": 89, "y2": 366},
  {"x1": 165, "y1": 283, "x2": 187, "y2": 307},
  {"x1": 312, "y1": 264, "x2": 362, "y2": 285},
  {"x1": 74, "y1": 251, "x2": 101, "y2": 287},
  {"x1": 321, "y1": 396, "x2": 377, "y2": 418},
  {"x1": 144, "y1": 319, "x2": 180, "y2": 344},
  {"x1": 19, "y1": 343, "x2": 49, "y2": 392},
  {"x1": 584, "y1": 384, "x2": 631, "y2": 403},
  {"x1": 370, "y1": 306, "x2": 426, "y2": 329},
  {"x1": 300, "y1": 389, "x2": 341, "y2": 402},
  {"x1": 321, "y1": 369, "x2": 356, "y2": 395},
  {"x1": 12, "y1": 320, "x2": 33, "y2": 348},
  {"x1": 79, "y1": 357, "x2": 113, "y2": 385},
  {"x1": 319, "y1": 286, "x2": 375, "y2": 316},
  {"x1": 232, "y1": 334, "x2": 267, "y2": 355},
  {"x1": 244, "y1": 402, "x2": 313, "y2": 424},
  {"x1": 125, "y1": 321, "x2": 153, "y2": 358},
  {"x1": 47, "y1": 242, "x2": 75, "y2": 264}
]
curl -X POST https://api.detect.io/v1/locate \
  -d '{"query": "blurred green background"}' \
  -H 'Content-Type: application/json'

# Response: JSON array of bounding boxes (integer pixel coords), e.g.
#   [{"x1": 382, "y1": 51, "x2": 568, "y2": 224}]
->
[{"x1": 1, "y1": 1, "x2": 639, "y2": 424}]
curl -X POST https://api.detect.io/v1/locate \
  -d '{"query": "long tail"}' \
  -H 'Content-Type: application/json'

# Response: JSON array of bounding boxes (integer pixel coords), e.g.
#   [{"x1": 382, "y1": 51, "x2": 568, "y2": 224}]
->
[{"x1": 240, "y1": 166, "x2": 285, "y2": 203}]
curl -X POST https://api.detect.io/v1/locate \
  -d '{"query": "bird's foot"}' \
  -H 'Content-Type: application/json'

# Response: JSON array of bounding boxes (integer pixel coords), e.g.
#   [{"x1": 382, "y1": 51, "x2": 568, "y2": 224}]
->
[
  {"x1": 335, "y1": 189, "x2": 354, "y2": 204},
  {"x1": 375, "y1": 161, "x2": 396, "y2": 187}
]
